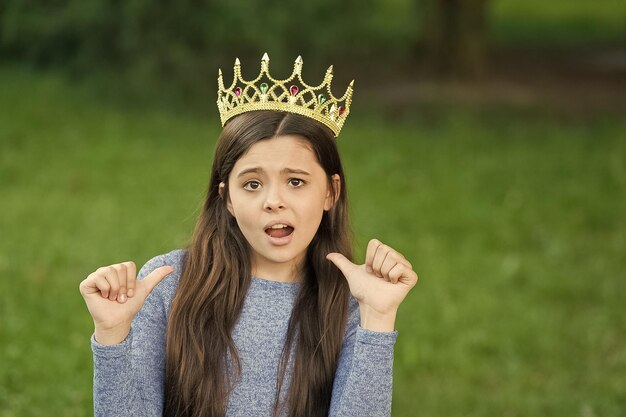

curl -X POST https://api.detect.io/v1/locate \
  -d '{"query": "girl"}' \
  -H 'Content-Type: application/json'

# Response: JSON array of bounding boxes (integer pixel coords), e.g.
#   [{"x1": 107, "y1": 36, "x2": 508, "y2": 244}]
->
[{"x1": 80, "y1": 57, "x2": 418, "y2": 417}]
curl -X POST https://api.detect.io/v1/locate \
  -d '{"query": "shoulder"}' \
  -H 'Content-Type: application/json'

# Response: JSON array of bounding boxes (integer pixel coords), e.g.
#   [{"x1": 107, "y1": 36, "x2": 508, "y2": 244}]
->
[{"x1": 138, "y1": 248, "x2": 187, "y2": 275}]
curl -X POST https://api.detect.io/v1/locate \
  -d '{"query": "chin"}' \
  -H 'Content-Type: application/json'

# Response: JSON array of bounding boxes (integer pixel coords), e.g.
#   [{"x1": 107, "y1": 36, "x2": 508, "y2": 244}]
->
[
  {"x1": 256, "y1": 245, "x2": 307, "y2": 264},
  {"x1": 264, "y1": 252, "x2": 301, "y2": 264}
]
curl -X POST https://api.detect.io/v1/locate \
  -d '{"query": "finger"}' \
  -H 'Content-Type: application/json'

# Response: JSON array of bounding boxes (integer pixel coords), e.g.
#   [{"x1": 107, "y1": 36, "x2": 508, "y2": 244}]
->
[
  {"x1": 396, "y1": 267, "x2": 418, "y2": 287},
  {"x1": 79, "y1": 272, "x2": 97, "y2": 295},
  {"x1": 387, "y1": 263, "x2": 405, "y2": 284},
  {"x1": 103, "y1": 266, "x2": 120, "y2": 301},
  {"x1": 141, "y1": 265, "x2": 175, "y2": 295},
  {"x1": 372, "y1": 244, "x2": 391, "y2": 279},
  {"x1": 123, "y1": 261, "x2": 137, "y2": 298},
  {"x1": 365, "y1": 239, "x2": 382, "y2": 273},
  {"x1": 94, "y1": 275, "x2": 112, "y2": 299},
  {"x1": 79, "y1": 273, "x2": 111, "y2": 298},
  {"x1": 403, "y1": 270, "x2": 419, "y2": 287},
  {"x1": 113, "y1": 263, "x2": 129, "y2": 303},
  {"x1": 326, "y1": 253, "x2": 357, "y2": 277},
  {"x1": 402, "y1": 258, "x2": 413, "y2": 270},
  {"x1": 395, "y1": 253, "x2": 412, "y2": 270},
  {"x1": 380, "y1": 252, "x2": 401, "y2": 279}
]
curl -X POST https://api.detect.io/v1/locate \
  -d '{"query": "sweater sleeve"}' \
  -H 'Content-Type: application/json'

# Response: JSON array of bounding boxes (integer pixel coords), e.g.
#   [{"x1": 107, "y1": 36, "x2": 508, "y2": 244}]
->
[
  {"x1": 329, "y1": 297, "x2": 398, "y2": 417},
  {"x1": 91, "y1": 253, "x2": 174, "y2": 417}
]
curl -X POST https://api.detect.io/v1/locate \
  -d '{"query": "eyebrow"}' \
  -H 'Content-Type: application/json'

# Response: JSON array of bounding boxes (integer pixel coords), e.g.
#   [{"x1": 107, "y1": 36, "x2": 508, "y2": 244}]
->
[{"x1": 236, "y1": 167, "x2": 312, "y2": 178}]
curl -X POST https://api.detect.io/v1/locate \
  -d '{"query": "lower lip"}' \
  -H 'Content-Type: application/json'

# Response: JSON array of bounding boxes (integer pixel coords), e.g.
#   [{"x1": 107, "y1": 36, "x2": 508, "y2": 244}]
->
[{"x1": 265, "y1": 230, "x2": 294, "y2": 246}]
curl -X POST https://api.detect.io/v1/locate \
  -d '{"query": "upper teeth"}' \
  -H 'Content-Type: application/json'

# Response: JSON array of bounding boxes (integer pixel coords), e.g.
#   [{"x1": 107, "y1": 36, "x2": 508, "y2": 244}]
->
[{"x1": 270, "y1": 224, "x2": 288, "y2": 229}]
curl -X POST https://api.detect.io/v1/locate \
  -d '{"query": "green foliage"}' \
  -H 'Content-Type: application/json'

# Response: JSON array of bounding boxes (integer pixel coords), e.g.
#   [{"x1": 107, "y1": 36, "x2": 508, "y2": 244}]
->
[
  {"x1": 490, "y1": 0, "x2": 626, "y2": 45},
  {"x1": 0, "y1": 1, "x2": 381, "y2": 85},
  {"x1": 1, "y1": 67, "x2": 625, "y2": 416},
  {"x1": 2, "y1": 1, "x2": 625, "y2": 101}
]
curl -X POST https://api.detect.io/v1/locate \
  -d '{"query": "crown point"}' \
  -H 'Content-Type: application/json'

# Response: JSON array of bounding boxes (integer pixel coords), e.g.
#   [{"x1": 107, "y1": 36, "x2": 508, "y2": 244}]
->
[
  {"x1": 293, "y1": 56, "x2": 303, "y2": 76},
  {"x1": 217, "y1": 55, "x2": 353, "y2": 137}
]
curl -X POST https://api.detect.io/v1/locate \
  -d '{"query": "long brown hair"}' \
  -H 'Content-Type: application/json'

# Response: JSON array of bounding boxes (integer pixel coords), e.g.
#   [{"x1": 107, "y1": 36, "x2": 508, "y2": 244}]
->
[{"x1": 164, "y1": 110, "x2": 353, "y2": 417}]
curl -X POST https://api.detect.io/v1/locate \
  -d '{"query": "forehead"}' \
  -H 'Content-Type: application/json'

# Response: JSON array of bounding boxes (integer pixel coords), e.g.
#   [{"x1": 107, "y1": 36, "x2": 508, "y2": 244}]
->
[{"x1": 233, "y1": 135, "x2": 321, "y2": 172}]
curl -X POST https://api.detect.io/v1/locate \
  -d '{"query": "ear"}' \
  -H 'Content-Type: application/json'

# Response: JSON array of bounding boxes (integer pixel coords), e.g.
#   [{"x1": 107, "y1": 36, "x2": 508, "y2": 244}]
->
[
  {"x1": 324, "y1": 174, "x2": 341, "y2": 211},
  {"x1": 219, "y1": 182, "x2": 235, "y2": 216}
]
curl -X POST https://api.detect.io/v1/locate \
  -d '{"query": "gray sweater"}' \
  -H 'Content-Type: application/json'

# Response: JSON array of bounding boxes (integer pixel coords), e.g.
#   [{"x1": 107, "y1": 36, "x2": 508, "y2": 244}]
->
[{"x1": 91, "y1": 249, "x2": 397, "y2": 416}]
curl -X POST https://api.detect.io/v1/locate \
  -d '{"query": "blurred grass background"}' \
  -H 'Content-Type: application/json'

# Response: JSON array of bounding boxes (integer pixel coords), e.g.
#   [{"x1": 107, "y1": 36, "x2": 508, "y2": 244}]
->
[{"x1": 1, "y1": 0, "x2": 625, "y2": 416}]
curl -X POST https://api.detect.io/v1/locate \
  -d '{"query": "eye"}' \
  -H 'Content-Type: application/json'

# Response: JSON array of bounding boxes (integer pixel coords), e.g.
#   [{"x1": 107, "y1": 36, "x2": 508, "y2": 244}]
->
[
  {"x1": 288, "y1": 178, "x2": 305, "y2": 187},
  {"x1": 243, "y1": 180, "x2": 261, "y2": 191}
]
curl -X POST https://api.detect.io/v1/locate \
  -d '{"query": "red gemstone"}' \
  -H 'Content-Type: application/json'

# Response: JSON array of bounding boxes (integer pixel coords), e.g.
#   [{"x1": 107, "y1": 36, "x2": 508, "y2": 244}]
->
[
  {"x1": 234, "y1": 87, "x2": 242, "y2": 97},
  {"x1": 338, "y1": 106, "x2": 345, "y2": 115},
  {"x1": 290, "y1": 85, "x2": 299, "y2": 96}
]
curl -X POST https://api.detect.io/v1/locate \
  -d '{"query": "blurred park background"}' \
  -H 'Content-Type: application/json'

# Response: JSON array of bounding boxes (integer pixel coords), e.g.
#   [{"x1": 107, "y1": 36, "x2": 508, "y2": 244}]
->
[{"x1": 1, "y1": 1, "x2": 625, "y2": 416}]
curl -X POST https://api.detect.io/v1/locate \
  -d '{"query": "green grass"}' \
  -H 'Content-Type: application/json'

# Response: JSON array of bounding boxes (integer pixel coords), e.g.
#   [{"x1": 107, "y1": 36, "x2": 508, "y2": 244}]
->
[{"x1": 0, "y1": 67, "x2": 625, "y2": 416}]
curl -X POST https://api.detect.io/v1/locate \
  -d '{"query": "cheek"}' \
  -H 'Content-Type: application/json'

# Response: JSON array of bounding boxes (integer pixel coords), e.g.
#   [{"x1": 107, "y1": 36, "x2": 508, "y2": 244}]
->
[
  {"x1": 232, "y1": 204, "x2": 254, "y2": 225},
  {"x1": 298, "y1": 194, "x2": 327, "y2": 230},
  {"x1": 228, "y1": 192, "x2": 253, "y2": 224}
]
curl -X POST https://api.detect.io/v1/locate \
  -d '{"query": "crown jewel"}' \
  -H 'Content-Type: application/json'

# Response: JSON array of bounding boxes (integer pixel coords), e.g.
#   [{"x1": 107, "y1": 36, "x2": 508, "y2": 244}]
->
[{"x1": 217, "y1": 53, "x2": 354, "y2": 137}]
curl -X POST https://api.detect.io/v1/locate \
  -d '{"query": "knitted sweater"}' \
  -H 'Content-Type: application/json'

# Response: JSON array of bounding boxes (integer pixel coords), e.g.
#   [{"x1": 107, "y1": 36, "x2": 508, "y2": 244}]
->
[{"x1": 91, "y1": 249, "x2": 397, "y2": 416}]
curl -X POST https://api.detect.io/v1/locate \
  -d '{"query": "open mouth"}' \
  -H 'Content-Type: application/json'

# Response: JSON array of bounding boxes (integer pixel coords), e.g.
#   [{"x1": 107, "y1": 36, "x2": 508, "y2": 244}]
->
[{"x1": 265, "y1": 224, "x2": 295, "y2": 239}]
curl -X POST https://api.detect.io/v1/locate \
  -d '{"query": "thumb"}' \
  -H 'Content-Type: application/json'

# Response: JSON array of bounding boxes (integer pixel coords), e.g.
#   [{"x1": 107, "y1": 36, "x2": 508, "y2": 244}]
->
[
  {"x1": 326, "y1": 253, "x2": 357, "y2": 276},
  {"x1": 141, "y1": 265, "x2": 175, "y2": 294}
]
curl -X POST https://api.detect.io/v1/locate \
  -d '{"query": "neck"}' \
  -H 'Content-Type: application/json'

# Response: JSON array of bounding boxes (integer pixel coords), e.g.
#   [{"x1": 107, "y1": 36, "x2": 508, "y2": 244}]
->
[{"x1": 252, "y1": 257, "x2": 304, "y2": 283}]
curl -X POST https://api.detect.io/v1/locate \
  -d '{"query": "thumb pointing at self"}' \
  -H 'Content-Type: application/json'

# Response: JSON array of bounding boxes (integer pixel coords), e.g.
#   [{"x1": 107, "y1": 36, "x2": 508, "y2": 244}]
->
[
  {"x1": 80, "y1": 263, "x2": 176, "y2": 345},
  {"x1": 140, "y1": 265, "x2": 175, "y2": 295},
  {"x1": 326, "y1": 253, "x2": 358, "y2": 276},
  {"x1": 326, "y1": 252, "x2": 376, "y2": 304},
  {"x1": 327, "y1": 242, "x2": 418, "y2": 319}
]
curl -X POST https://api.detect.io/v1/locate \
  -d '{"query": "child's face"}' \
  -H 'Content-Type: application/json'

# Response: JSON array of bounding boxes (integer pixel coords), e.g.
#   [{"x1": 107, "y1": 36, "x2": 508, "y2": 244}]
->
[{"x1": 222, "y1": 135, "x2": 339, "y2": 282}]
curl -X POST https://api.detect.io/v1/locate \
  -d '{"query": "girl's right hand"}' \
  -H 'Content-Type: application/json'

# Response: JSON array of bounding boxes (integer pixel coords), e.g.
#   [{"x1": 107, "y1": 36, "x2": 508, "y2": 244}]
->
[{"x1": 79, "y1": 262, "x2": 174, "y2": 345}]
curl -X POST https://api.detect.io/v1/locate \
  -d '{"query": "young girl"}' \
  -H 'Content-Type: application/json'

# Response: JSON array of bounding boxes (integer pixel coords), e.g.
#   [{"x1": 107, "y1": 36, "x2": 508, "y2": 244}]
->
[{"x1": 80, "y1": 55, "x2": 418, "y2": 417}]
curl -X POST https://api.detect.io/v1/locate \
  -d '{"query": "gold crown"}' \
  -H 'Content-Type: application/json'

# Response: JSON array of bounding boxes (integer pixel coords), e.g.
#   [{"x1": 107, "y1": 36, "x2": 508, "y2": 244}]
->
[{"x1": 217, "y1": 53, "x2": 354, "y2": 137}]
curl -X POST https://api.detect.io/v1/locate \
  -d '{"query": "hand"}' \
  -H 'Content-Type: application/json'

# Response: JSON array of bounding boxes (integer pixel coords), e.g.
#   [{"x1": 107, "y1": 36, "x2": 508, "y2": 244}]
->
[
  {"x1": 327, "y1": 239, "x2": 418, "y2": 331},
  {"x1": 79, "y1": 262, "x2": 174, "y2": 344}
]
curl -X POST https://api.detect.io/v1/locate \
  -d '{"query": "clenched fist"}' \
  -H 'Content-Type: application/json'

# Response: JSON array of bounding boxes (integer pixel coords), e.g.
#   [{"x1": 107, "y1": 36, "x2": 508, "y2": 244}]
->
[
  {"x1": 327, "y1": 239, "x2": 418, "y2": 332},
  {"x1": 79, "y1": 261, "x2": 174, "y2": 345}
]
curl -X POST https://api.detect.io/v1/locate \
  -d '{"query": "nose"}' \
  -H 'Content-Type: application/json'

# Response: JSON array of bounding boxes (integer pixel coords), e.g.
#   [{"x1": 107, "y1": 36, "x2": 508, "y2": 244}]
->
[{"x1": 263, "y1": 185, "x2": 285, "y2": 212}]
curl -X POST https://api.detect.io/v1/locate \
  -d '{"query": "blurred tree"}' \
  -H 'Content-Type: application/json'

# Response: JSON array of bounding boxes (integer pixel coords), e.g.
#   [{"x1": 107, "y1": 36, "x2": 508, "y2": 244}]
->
[
  {"x1": 419, "y1": 0, "x2": 487, "y2": 78},
  {"x1": 0, "y1": 0, "x2": 373, "y2": 100}
]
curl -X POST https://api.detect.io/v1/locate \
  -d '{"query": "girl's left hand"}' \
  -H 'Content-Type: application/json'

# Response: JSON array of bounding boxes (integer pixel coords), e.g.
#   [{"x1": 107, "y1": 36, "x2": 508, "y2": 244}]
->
[{"x1": 327, "y1": 239, "x2": 418, "y2": 324}]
